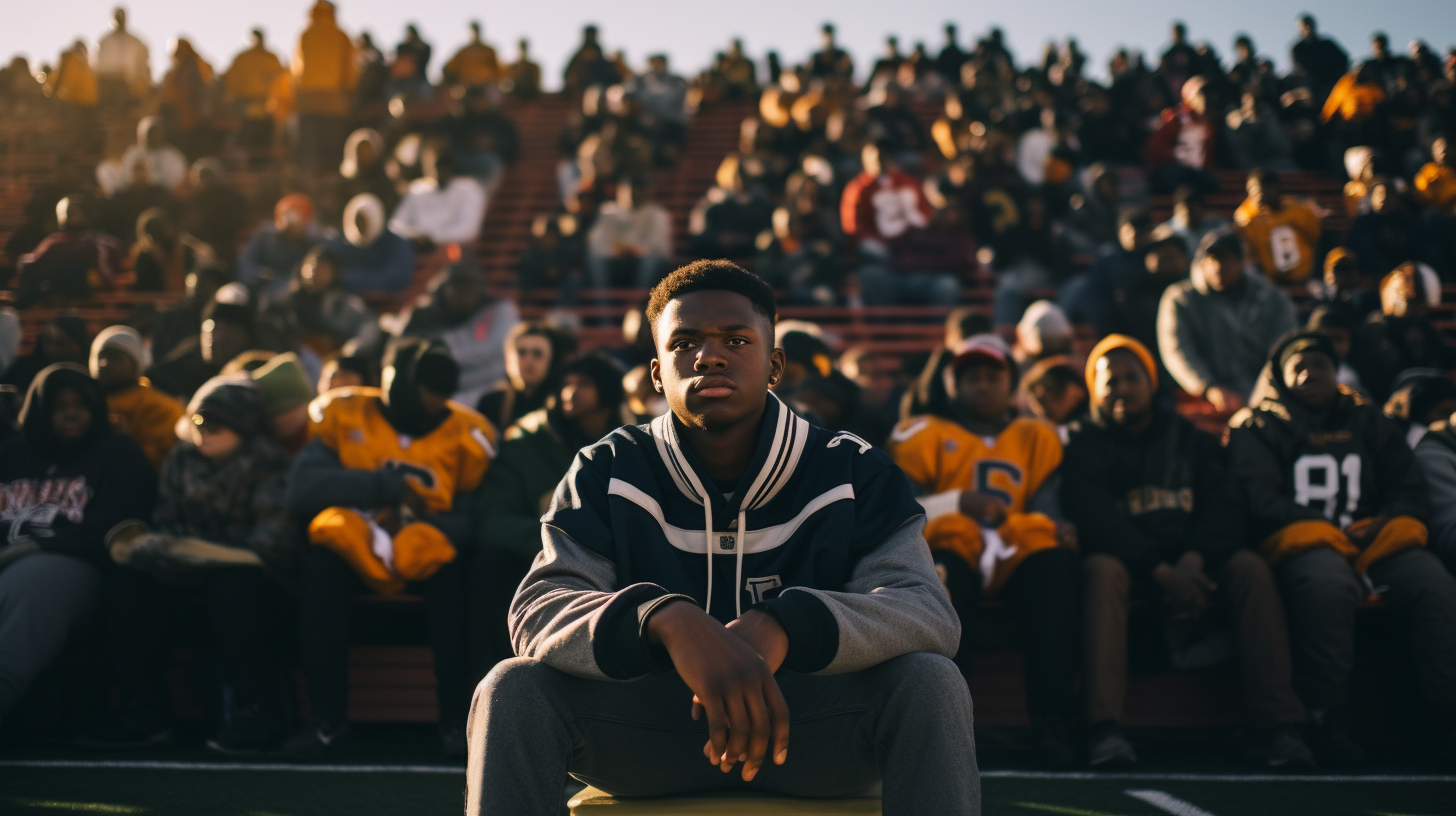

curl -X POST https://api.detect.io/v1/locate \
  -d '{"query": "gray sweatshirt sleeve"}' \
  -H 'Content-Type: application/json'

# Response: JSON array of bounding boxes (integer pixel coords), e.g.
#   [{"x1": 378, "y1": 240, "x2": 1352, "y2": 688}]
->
[
  {"x1": 1158, "y1": 285, "x2": 1215, "y2": 398},
  {"x1": 1415, "y1": 437, "x2": 1456, "y2": 554},
  {"x1": 767, "y1": 516, "x2": 960, "y2": 675}
]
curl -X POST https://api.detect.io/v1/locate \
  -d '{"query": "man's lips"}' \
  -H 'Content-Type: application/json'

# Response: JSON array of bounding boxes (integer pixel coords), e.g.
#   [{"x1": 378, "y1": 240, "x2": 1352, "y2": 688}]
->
[{"x1": 692, "y1": 376, "x2": 736, "y2": 398}]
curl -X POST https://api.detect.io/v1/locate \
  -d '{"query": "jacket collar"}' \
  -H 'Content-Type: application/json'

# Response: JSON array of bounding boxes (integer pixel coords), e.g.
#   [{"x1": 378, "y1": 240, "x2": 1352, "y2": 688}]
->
[{"x1": 649, "y1": 391, "x2": 809, "y2": 513}]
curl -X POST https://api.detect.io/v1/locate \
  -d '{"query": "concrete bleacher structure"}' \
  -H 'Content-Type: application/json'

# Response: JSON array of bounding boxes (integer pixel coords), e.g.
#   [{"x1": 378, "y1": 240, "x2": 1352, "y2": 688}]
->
[{"x1": 1, "y1": 95, "x2": 1415, "y2": 730}]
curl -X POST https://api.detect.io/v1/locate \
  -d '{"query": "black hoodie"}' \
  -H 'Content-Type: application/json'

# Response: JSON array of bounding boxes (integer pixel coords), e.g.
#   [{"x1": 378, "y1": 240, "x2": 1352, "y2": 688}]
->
[
  {"x1": 1228, "y1": 331, "x2": 1427, "y2": 543},
  {"x1": 0, "y1": 364, "x2": 156, "y2": 560}
]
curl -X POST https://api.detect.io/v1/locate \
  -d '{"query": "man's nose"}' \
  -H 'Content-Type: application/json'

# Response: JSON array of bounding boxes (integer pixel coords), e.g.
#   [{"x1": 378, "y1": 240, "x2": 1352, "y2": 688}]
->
[{"x1": 695, "y1": 341, "x2": 728, "y2": 369}]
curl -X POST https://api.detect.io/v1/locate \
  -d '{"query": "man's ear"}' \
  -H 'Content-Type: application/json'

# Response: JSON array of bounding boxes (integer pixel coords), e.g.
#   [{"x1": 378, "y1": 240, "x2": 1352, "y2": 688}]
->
[
  {"x1": 649, "y1": 357, "x2": 664, "y2": 393},
  {"x1": 769, "y1": 348, "x2": 787, "y2": 387}
]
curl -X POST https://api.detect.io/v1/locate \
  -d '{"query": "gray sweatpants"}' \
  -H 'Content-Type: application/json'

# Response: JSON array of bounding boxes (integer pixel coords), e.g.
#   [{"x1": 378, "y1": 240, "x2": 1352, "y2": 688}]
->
[
  {"x1": 0, "y1": 552, "x2": 102, "y2": 721},
  {"x1": 1277, "y1": 546, "x2": 1456, "y2": 712},
  {"x1": 466, "y1": 652, "x2": 979, "y2": 816}
]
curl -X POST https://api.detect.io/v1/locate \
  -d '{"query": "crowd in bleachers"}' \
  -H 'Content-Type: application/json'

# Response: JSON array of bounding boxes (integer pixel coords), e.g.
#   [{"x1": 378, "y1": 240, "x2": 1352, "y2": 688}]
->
[{"x1": 3, "y1": 3, "x2": 1456, "y2": 775}]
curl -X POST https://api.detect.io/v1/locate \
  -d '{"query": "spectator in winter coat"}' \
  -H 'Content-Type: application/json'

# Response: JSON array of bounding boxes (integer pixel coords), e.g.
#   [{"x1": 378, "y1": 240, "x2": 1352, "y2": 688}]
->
[
  {"x1": 264, "y1": 246, "x2": 373, "y2": 363},
  {"x1": 841, "y1": 141, "x2": 956, "y2": 306},
  {"x1": 91, "y1": 326, "x2": 184, "y2": 471},
  {"x1": 179, "y1": 159, "x2": 248, "y2": 259},
  {"x1": 1144, "y1": 77, "x2": 1219, "y2": 194},
  {"x1": 586, "y1": 179, "x2": 673, "y2": 289},
  {"x1": 99, "y1": 117, "x2": 187, "y2": 195},
  {"x1": 129, "y1": 207, "x2": 215, "y2": 292},
  {"x1": 80, "y1": 376, "x2": 298, "y2": 754},
  {"x1": 327, "y1": 194, "x2": 415, "y2": 295},
  {"x1": 388, "y1": 151, "x2": 488, "y2": 249},
  {"x1": 469, "y1": 353, "x2": 625, "y2": 673},
  {"x1": 1228, "y1": 330, "x2": 1456, "y2": 767},
  {"x1": 1157, "y1": 230, "x2": 1297, "y2": 413},
  {"x1": 336, "y1": 129, "x2": 399, "y2": 217},
  {"x1": 1415, "y1": 412, "x2": 1456, "y2": 573},
  {"x1": 237, "y1": 194, "x2": 325, "y2": 298},
  {"x1": 442, "y1": 22, "x2": 500, "y2": 88},
  {"x1": 1309, "y1": 248, "x2": 1380, "y2": 325},
  {"x1": 1347, "y1": 181, "x2": 1423, "y2": 276},
  {"x1": 290, "y1": 0, "x2": 358, "y2": 171},
  {"x1": 1, "y1": 314, "x2": 91, "y2": 396},
  {"x1": 1290, "y1": 15, "x2": 1349, "y2": 96},
  {"x1": 147, "y1": 299, "x2": 260, "y2": 402},
  {"x1": 1349, "y1": 263, "x2": 1456, "y2": 403},
  {"x1": 0, "y1": 364, "x2": 156, "y2": 723},
  {"x1": 1415, "y1": 136, "x2": 1456, "y2": 212},
  {"x1": 1065, "y1": 335, "x2": 1311, "y2": 769},
  {"x1": 222, "y1": 29, "x2": 285, "y2": 149}
]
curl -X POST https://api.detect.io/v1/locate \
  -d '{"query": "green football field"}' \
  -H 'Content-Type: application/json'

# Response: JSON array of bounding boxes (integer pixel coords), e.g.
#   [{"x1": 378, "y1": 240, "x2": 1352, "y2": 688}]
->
[{"x1": 2, "y1": 725, "x2": 1452, "y2": 816}]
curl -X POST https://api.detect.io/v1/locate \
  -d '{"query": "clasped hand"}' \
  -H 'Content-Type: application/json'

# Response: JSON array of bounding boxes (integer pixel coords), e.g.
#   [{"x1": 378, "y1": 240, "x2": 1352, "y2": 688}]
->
[{"x1": 646, "y1": 602, "x2": 790, "y2": 782}]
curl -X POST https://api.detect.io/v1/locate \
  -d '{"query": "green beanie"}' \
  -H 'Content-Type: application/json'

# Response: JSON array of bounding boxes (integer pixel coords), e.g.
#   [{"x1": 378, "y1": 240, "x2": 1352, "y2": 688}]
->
[{"x1": 251, "y1": 353, "x2": 315, "y2": 416}]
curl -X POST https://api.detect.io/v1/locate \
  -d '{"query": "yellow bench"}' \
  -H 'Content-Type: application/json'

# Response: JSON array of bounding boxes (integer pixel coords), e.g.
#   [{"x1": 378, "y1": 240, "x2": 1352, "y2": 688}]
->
[{"x1": 568, "y1": 787, "x2": 881, "y2": 814}]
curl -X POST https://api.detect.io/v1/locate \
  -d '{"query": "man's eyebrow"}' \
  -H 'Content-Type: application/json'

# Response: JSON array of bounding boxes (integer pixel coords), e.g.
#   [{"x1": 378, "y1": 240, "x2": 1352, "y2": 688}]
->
[{"x1": 668, "y1": 324, "x2": 758, "y2": 336}]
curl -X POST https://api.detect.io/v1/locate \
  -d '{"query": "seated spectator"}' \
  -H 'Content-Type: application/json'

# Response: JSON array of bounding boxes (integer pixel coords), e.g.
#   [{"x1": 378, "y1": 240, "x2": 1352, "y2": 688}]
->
[
  {"x1": 633, "y1": 54, "x2": 689, "y2": 167},
  {"x1": 901, "y1": 307, "x2": 994, "y2": 420},
  {"x1": 1060, "y1": 164, "x2": 1121, "y2": 257},
  {"x1": 518, "y1": 212, "x2": 586, "y2": 302},
  {"x1": 1014, "y1": 300, "x2": 1074, "y2": 366},
  {"x1": 97, "y1": 157, "x2": 180, "y2": 244},
  {"x1": 1229, "y1": 331, "x2": 1456, "y2": 767},
  {"x1": 689, "y1": 155, "x2": 773, "y2": 259},
  {"x1": 82, "y1": 376, "x2": 297, "y2": 754},
  {"x1": 888, "y1": 334, "x2": 1078, "y2": 768},
  {"x1": 1224, "y1": 90, "x2": 1294, "y2": 170},
  {"x1": 1066, "y1": 206, "x2": 1152, "y2": 330},
  {"x1": 586, "y1": 178, "x2": 673, "y2": 290},
  {"x1": 97, "y1": 117, "x2": 187, "y2": 195},
  {"x1": 264, "y1": 246, "x2": 373, "y2": 361},
  {"x1": 1320, "y1": 62, "x2": 1386, "y2": 132},
  {"x1": 1385, "y1": 375, "x2": 1456, "y2": 450},
  {"x1": 1158, "y1": 230, "x2": 1297, "y2": 413},
  {"x1": 248, "y1": 352, "x2": 317, "y2": 455},
  {"x1": 502, "y1": 38, "x2": 541, "y2": 99},
  {"x1": 1349, "y1": 263, "x2": 1456, "y2": 403},
  {"x1": 1160, "y1": 186, "x2": 1226, "y2": 258},
  {"x1": 337, "y1": 128, "x2": 399, "y2": 217},
  {"x1": 1415, "y1": 136, "x2": 1456, "y2": 212},
  {"x1": 841, "y1": 141, "x2": 956, "y2": 306},
  {"x1": 129, "y1": 207, "x2": 215, "y2": 292},
  {"x1": 0, "y1": 364, "x2": 156, "y2": 724},
  {"x1": 179, "y1": 159, "x2": 248, "y2": 259},
  {"x1": 1144, "y1": 77, "x2": 1219, "y2": 194},
  {"x1": 237, "y1": 194, "x2": 324, "y2": 298},
  {"x1": 1, "y1": 314, "x2": 91, "y2": 396},
  {"x1": 327, "y1": 193, "x2": 415, "y2": 295},
  {"x1": 388, "y1": 150, "x2": 488, "y2": 249},
  {"x1": 1105, "y1": 234, "x2": 1190, "y2": 357},
  {"x1": 1348, "y1": 180, "x2": 1423, "y2": 275},
  {"x1": 808, "y1": 22, "x2": 854, "y2": 79},
  {"x1": 152, "y1": 266, "x2": 226, "y2": 362},
  {"x1": 395, "y1": 263, "x2": 520, "y2": 406},
  {"x1": 1309, "y1": 248, "x2": 1380, "y2": 324},
  {"x1": 1066, "y1": 336, "x2": 1312, "y2": 768},
  {"x1": 839, "y1": 346, "x2": 903, "y2": 430},
  {"x1": 717, "y1": 38, "x2": 757, "y2": 99},
  {"x1": 318, "y1": 349, "x2": 375, "y2": 393},
  {"x1": 1234, "y1": 170, "x2": 1322, "y2": 283},
  {"x1": 283, "y1": 339, "x2": 495, "y2": 760},
  {"x1": 1306, "y1": 306, "x2": 1368, "y2": 399},
  {"x1": 14, "y1": 195, "x2": 123, "y2": 307},
  {"x1": 1019, "y1": 357, "x2": 1087, "y2": 439},
  {"x1": 470, "y1": 353, "x2": 625, "y2": 671},
  {"x1": 475, "y1": 322, "x2": 575, "y2": 432},
  {"x1": 442, "y1": 21, "x2": 499, "y2": 88},
  {"x1": 90, "y1": 326, "x2": 184, "y2": 471},
  {"x1": 148, "y1": 299, "x2": 259, "y2": 402},
  {"x1": 562, "y1": 28, "x2": 619, "y2": 98},
  {"x1": 439, "y1": 85, "x2": 520, "y2": 188}
]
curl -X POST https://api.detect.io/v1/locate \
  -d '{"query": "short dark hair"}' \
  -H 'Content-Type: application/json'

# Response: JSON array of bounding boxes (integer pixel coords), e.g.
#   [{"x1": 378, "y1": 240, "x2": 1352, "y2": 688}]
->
[
  {"x1": 1307, "y1": 304, "x2": 1354, "y2": 333},
  {"x1": 645, "y1": 260, "x2": 777, "y2": 342}
]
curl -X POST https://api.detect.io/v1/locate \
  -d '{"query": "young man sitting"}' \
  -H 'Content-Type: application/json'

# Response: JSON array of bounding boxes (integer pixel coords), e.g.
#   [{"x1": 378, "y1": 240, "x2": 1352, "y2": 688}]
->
[
  {"x1": 1229, "y1": 331, "x2": 1456, "y2": 766},
  {"x1": 887, "y1": 333, "x2": 1080, "y2": 768},
  {"x1": 1064, "y1": 335, "x2": 1311, "y2": 768},
  {"x1": 465, "y1": 261, "x2": 972, "y2": 815}
]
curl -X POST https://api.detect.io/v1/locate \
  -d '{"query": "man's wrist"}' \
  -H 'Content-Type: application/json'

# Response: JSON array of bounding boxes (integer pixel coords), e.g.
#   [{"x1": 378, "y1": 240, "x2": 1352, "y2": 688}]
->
[{"x1": 644, "y1": 596, "x2": 698, "y2": 647}]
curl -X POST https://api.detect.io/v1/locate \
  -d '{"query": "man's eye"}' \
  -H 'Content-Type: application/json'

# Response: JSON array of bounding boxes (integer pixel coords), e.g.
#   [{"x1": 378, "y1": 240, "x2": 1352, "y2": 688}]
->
[
  {"x1": 672, "y1": 340, "x2": 695, "y2": 351},
  {"x1": 727, "y1": 337, "x2": 748, "y2": 346}
]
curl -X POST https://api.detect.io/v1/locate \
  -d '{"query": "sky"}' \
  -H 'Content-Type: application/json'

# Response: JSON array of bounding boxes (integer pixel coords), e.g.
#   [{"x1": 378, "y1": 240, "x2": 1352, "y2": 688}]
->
[{"x1": 3, "y1": 0, "x2": 1450, "y2": 89}]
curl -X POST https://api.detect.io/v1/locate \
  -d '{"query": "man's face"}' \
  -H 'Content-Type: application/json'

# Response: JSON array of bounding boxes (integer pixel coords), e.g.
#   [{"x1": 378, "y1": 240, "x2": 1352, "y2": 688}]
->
[
  {"x1": 1201, "y1": 249, "x2": 1245, "y2": 292},
  {"x1": 51, "y1": 387, "x2": 92, "y2": 443},
  {"x1": 1093, "y1": 353, "x2": 1152, "y2": 426},
  {"x1": 560, "y1": 373, "x2": 600, "y2": 419},
  {"x1": 649, "y1": 290, "x2": 783, "y2": 432},
  {"x1": 951, "y1": 360, "x2": 1011, "y2": 422},
  {"x1": 1299, "y1": 19, "x2": 1314, "y2": 38},
  {"x1": 1284, "y1": 350, "x2": 1338, "y2": 410},
  {"x1": 95, "y1": 348, "x2": 137, "y2": 391},
  {"x1": 201, "y1": 319, "x2": 249, "y2": 366}
]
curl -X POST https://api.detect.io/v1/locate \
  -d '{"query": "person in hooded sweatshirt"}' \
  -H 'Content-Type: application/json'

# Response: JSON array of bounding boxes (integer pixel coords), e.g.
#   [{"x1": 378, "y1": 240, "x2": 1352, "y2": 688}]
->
[
  {"x1": 1229, "y1": 330, "x2": 1456, "y2": 768},
  {"x1": 283, "y1": 338, "x2": 497, "y2": 760},
  {"x1": 91, "y1": 325, "x2": 184, "y2": 471},
  {"x1": 1157, "y1": 229, "x2": 1297, "y2": 414},
  {"x1": 887, "y1": 332, "x2": 1079, "y2": 769},
  {"x1": 1064, "y1": 335, "x2": 1311, "y2": 769},
  {"x1": 325, "y1": 193, "x2": 414, "y2": 296},
  {"x1": 335, "y1": 129, "x2": 398, "y2": 216},
  {"x1": 80, "y1": 375, "x2": 298, "y2": 754},
  {"x1": 469, "y1": 353, "x2": 626, "y2": 675},
  {"x1": 465, "y1": 261, "x2": 971, "y2": 816},
  {"x1": 0, "y1": 364, "x2": 156, "y2": 724}
]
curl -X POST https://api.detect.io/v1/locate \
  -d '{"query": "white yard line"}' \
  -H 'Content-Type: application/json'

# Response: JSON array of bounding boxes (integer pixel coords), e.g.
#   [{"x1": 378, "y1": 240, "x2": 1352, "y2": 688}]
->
[{"x1": 1125, "y1": 789, "x2": 1219, "y2": 816}]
